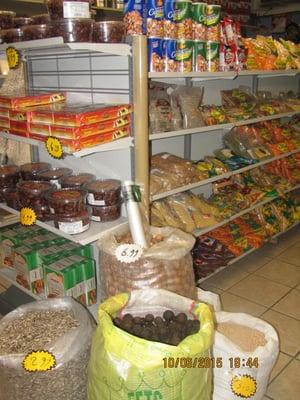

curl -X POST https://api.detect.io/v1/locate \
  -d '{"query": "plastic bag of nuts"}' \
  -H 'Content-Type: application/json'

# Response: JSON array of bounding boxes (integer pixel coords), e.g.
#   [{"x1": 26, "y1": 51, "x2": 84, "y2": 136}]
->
[
  {"x1": 0, "y1": 298, "x2": 95, "y2": 400},
  {"x1": 88, "y1": 288, "x2": 214, "y2": 400},
  {"x1": 98, "y1": 224, "x2": 197, "y2": 300}
]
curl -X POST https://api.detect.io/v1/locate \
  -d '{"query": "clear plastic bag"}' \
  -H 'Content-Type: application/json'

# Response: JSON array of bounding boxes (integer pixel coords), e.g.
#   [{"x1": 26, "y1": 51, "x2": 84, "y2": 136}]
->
[
  {"x1": 88, "y1": 289, "x2": 214, "y2": 400},
  {"x1": 0, "y1": 298, "x2": 95, "y2": 400},
  {"x1": 98, "y1": 224, "x2": 197, "y2": 300},
  {"x1": 172, "y1": 85, "x2": 205, "y2": 129}
]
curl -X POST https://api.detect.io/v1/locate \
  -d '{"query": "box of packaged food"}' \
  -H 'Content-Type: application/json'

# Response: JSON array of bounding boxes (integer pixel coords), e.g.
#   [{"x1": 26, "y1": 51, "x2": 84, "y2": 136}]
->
[
  {"x1": 44, "y1": 257, "x2": 77, "y2": 298},
  {"x1": 9, "y1": 120, "x2": 29, "y2": 137},
  {"x1": 75, "y1": 257, "x2": 96, "y2": 306},
  {"x1": 0, "y1": 117, "x2": 10, "y2": 129},
  {"x1": 49, "y1": 115, "x2": 131, "y2": 139},
  {"x1": 0, "y1": 92, "x2": 66, "y2": 110},
  {"x1": 9, "y1": 109, "x2": 27, "y2": 121},
  {"x1": 0, "y1": 108, "x2": 9, "y2": 118},
  {"x1": 29, "y1": 103, "x2": 132, "y2": 127},
  {"x1": 13, "y1": 244, "x2": 44, "y2": 294},
  {"x1": 56, "y1": 242, "x2": 93, "y2": 259}
]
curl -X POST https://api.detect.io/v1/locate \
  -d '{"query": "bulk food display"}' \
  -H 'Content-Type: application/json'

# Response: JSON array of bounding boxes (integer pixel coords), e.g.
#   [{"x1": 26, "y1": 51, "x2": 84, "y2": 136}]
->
[
  {"x1": 0, "y1": 298, "x2": 95, "y2": 400},
  {"x1": 88, "y1": 289, "x2": 214, "y2": 400},
  {"x1": 0, "y1": 223, "x2": 97, "y2": 304}
]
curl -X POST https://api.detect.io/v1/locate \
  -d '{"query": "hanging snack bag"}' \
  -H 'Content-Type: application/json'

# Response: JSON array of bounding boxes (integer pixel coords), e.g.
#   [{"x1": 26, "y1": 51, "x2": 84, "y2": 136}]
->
[
  {"x1": 88, "y1": 288, "x2": 214, "y2": 400},
  {"x1": 205, "y1": 4, "x2": 221, "y2": 42},
  {"x1": 192, "y1": 2, "x2": 206, "y2": 40},
  {"x1": 124, "y1": 0, "x2": 147, "y2": 35},
  {"x1": 147, "y1": 0, "x2": 164, "y2": 37}
]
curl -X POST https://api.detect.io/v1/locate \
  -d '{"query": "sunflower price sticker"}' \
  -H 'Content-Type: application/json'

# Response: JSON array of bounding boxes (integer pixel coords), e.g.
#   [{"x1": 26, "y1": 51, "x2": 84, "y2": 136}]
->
[
  {"x1": 6, "y1": 47, "x2": 21, "y2": 69},
  {"x1": 23, "y1": 351, "x2": 56, "y2": 372},
  {"x1": 46, "y1": 136, "x2": 64, "y2": 159},
  {"x1": 20, "y1": 207, "x2": 37, "y2": 226},
  {"x1": 231, "y1": 374, "x2": 257, "y2": 399}
]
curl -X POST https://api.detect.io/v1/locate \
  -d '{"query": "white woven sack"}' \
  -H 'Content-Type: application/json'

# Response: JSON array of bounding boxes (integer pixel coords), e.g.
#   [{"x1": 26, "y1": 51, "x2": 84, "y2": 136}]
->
[
  {"x1": 212, "y1": 311, "x2": 279, "y2": 400},
  {"x1": 197, "y1": 288, "x2": 221, "y2": 312}
]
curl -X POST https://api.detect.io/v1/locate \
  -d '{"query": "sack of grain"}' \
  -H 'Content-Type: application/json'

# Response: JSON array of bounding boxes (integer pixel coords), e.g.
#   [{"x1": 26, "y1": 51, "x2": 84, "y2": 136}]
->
[
  {"x1": 88, "y1": 288, "x2": 214, "y2": 400},
  {"x1": 212, "y1": 311, "x2": 279, "y2": 400},
  {"x1": 0, "y1": 298, "x2": 95, "y2": 400},
  {"x1": 98, "y1": 224, "x2": 197, "y2": 300},
  {"x1": 197, "y1": 288, "x2": 221, "y2": 312}
]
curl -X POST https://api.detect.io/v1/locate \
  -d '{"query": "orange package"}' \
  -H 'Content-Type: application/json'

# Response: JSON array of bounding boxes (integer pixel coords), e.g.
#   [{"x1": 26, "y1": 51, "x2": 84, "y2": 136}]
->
[{"x1": 0, "y1": 92, "x2": 66, "y2": 109}]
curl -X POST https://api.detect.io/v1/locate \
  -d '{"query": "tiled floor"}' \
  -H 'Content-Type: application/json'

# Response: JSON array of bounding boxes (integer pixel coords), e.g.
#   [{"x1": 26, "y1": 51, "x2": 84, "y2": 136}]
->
[{"x1": 200, "y1": 225, "x2": 300, "y2": 400}]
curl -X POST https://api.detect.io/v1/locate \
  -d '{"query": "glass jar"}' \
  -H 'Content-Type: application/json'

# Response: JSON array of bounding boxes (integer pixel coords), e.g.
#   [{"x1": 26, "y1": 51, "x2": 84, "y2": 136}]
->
[
  {"x1": 31, "y1": 14, "x2": 51, "y2": 25},
  {"x1": 0, "y1": 28, "x2": 24, "y2": 43},
  {"x1": 0, "y1": 165, "x2": 20, "y2": 187},
  {"x1": 92, "y1": 21, "x2": 124, "y2": 43},
  {"x1": 12, "y1": 17, "x2": 33, "y2": 28},
  {"x1": 0, "y1": 11, "x2": 16, "y2": 29},
  {"x1": 22, "y1": 24, "x2": 52, "y2": 41}
]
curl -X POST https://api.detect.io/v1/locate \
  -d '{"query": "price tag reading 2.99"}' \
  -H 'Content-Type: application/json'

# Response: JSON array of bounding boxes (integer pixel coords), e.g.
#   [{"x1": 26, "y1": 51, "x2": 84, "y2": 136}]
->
[
  {"x1": 163, "y1": 357, "x2": 259, "y2": 369},
  {"x1": 115, "y1": 244, "x2": 144, "y2": 264}
]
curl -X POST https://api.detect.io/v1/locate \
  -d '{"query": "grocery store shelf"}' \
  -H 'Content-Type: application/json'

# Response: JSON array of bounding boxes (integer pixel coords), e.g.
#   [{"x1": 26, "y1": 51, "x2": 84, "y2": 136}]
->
[
  {"x1": 0, "y1": 203, "x2": 127, "y2": 245},
  {"x1": 0, "y1": 39, "x2": 131, "y2": 57},
  {"x1": 0, "y1": 268, "x2": 42, "y2": 301},
  {"x1": 0, "y1": 132, "x2": 133, "y2": 157},
  {"x1": 193, "y1": 183, "x2": 300, "y2": 237},
  {"x1": 197, "y1": 221, "x2": 300, "y2": 283},
  {"x1": 149, "y1": 69, "x2": 300, "y2": 80},
  {"x1": 150, "y1": 111, "x2": 298, "y2": 140},
  {"x1": 149, "y1": 123, "x2": 234, "y2": 141},
  {"x1": 92, "y1": 6, "x2": 123, "y2": 12},
  {"x1": 151, "y1": 148, "x2": 300, "y2": 201},
  {"x1": 235, "y1": 111, "x2": 296, "y2": 126}
]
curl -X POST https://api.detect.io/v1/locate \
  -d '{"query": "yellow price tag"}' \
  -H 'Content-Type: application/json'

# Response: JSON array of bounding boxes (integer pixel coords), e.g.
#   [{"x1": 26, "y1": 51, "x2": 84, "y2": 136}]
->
[
  {"x1": 46, "y1": 136, "x2": 64, "y2": 159},
  {"x1": 231, "y1": 375, "x2": 257, "y2": 398},
  {"x1": 20, "y1": 207, "x2": 37, "y2": 226},
  {"x1": 6, "y1": 47, "x2": 20, "y2": 69},
  {"x1": 23, "y1": 350, "x2": 56, "y2": 373}
]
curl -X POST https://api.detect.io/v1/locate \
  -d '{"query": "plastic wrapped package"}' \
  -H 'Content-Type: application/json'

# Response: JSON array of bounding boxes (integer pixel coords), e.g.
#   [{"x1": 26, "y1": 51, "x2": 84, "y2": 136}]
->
[
  {"x1": 151, "y1": 192, "x2": 221, "y2": 233},
  {"x1": 98, "y1": 225, "x2": 197, "y2": 300},
  {"x1": 151, "y1": 153, "x2": 199, "y2": 187},
  {"x1": 172, "y1": 85, "x2": 205, "y2": 129},
  {"x1": 200, "y1": 105, "x2": 228, "y2": 125},
  {"x1": 88, "y1": 289, "x2": 214, "y2": 400},
  {"x1": 192, "y1": 235, "x2": 235, "y2": 280},
  {"x1": 150, "y1": 168, "x2": 184, "y2": 196},
  {"x1": 0, "y1": 298, "x2": 95, "y2": 400},
  {"x1": 0, "y1": 93, "x2": 66, "y2": 110},
  {"x1": 221, "y1": 88, "x2": 257, "y2": 112},
  {"x1": 213, "y1": 311, "x2": 279, "y2": 400},
  {"x1": 149, "y1": 85, "x2": 173, "y2": 134}
]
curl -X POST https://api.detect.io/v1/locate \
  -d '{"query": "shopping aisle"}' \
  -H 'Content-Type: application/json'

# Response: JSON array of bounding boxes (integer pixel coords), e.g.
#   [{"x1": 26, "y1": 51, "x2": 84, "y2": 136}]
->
[{"x1": 200, "y1": 225, "x2": 300, "y2": 400}]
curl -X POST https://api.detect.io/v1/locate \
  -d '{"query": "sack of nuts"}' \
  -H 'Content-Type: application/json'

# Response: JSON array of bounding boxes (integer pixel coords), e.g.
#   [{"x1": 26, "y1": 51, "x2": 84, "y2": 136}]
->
[
  {"x1": 0, "y1": 298, "x2": 95, "y2": 400},
  {"x1": 98, "y1": 224, "x2": 197, "y2": 300},
  {"x1": 88, "y1": 288, "x2": 214, "y2": 400}
]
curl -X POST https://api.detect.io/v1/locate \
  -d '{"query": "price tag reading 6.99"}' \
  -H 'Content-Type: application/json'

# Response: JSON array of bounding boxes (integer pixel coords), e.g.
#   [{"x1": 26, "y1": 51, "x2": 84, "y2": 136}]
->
[{"x1": 115, "y1": 244, "x2": 144, "y2": 264}]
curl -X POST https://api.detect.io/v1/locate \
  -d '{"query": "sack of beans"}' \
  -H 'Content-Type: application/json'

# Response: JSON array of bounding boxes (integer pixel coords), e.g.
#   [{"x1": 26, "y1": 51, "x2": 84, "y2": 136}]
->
[
  {"x1": 0, "y1": 298, "x2": 95, "y2": 400},
  {"x1": 88, "y1": 288, "x2": 214, "y2": 400},
  {"x1": 212, "y1": 311, "x2": 279, "y2": 400},
  {"x1": 98, "y1": 225, "x2": 197, "y2": 300}
]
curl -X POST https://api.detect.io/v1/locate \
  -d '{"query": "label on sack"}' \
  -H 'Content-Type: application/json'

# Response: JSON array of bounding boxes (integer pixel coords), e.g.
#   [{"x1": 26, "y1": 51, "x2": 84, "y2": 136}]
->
[
  {"x1": 23, "y1": 350, "x2": 56, "y2": 372},
  {"x1": 63, "y1": 1, "x2": 90, "y2": 18},
  {"x1": 115, "y1": 244, "x2": 143, "y2": 264}
]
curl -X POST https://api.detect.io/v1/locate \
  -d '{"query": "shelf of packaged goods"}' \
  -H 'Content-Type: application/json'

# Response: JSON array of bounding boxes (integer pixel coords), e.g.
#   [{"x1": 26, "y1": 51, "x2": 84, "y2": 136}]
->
[
  {"x1": 197, "y1": 221, "x2": 300, "y2": 284},
  {"x1": 149, "y1": 111, "x2": 298, "y2": 141},
  {"x1": 149, "y1": 69, "x2": 300, "y2": 80},
  {"x1": 0, "y1": 39, "x2": 131, "y2": 57},
  {"x1": 193, "y1": 183, "x2": 300, "y2": 237},
  {"x1": 0, "y1": 132, "x2": 133, "y2": 157},
  {"x1": 149, "y1": 123, "x2": 234, "y2": 141},
  {"x1": 0, "y1": 203, "x2": 128, "y2": 245},
  {"x1": 0, "y1": 268, "x2": 42, "y2": 300},
  {"x1": 0, "y1": 267, "x2": 100, "y2": 320},
  {"x1": 151, "y1": 148, "x2": 300, "y2": 201},
  {"x1": 92, "y1": 6, "x2": 123, "y2": 12}
]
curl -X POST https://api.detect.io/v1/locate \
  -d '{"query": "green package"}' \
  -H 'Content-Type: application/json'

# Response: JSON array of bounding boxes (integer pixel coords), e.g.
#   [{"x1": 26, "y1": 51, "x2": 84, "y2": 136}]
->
[
  {"x1": 13, "y1": 244, "x2": 44, "y2": 295},
  {"x1": 44, "y1": 257, "x2": 78, "y2": 298},
  {"x1": 73, "y1": 255, "x2": 96, "y2": 306}
]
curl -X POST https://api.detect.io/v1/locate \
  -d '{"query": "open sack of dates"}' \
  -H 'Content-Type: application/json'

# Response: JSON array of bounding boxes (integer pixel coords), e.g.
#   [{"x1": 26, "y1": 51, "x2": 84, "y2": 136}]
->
[{"x1": 88, "y1": 288, "x2": 214, "y2": 400}]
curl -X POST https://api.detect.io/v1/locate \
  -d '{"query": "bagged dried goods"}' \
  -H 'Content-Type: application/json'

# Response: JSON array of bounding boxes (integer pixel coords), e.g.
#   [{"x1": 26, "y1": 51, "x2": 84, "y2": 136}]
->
[
  {"x1": 212, "y1": 311, "x2": 279, "y2": 400},
  {"x1": 0, "y1": 298, "x2": 95, "y2": 400},
  {"x1": 98, "y1": 224, "x2": 197, "y2": 300},
  {"x1": 88, "y1": 288, "x2": 214, "y2": 400}
]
